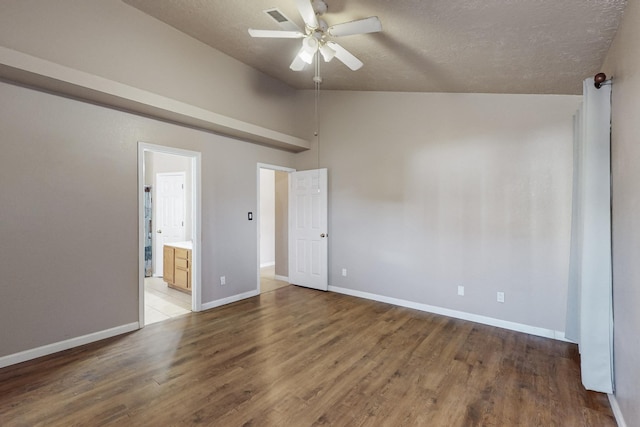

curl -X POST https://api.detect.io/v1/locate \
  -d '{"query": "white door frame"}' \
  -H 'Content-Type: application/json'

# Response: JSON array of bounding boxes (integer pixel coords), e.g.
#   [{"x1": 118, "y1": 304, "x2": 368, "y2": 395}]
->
[
  {"x1": 256, "y1": 163, "x2": 296, "y2": 293},
  {"x1": 138, "y1": 142, "x2": 202, "y2": 327}
]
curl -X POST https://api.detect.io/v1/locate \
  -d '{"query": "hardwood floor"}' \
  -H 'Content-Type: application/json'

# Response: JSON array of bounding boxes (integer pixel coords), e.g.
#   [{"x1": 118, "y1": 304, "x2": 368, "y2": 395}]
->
[{"x1": 0, "y1": 286, "x2": 615, "y2": 426}]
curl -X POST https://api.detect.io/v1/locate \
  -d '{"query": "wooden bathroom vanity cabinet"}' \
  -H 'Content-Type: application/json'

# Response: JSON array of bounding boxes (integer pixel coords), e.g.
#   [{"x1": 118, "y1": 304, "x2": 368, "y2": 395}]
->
[{"x1": 163, "y1": 241, "x2": 192, "y2": 294}]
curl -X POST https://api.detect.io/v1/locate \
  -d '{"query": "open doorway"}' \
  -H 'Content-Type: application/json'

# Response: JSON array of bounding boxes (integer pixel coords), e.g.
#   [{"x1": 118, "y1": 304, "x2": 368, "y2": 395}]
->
[
  {"x1": 139, "y1": 143, "x2": 201, "y2": 327},
  {"x1": 257, "y1": 164, "x2": 295, "y2": 293}
]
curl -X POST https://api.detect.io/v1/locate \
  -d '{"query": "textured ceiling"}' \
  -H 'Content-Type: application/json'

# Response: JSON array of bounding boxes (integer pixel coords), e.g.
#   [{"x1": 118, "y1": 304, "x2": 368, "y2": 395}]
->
[{"x1": 122, "y1": 0, "x2": 627, "y2": 95}]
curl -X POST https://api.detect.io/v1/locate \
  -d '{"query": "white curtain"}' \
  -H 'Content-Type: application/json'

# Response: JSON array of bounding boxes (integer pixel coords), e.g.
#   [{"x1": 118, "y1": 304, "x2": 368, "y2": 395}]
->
[{"x1": 565, "y1": 78, "x2": 613, "y2": 393}]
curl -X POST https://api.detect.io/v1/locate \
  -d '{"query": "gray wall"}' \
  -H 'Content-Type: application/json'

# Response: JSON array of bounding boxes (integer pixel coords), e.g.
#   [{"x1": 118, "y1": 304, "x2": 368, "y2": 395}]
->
[
  {"x1": 602, "y1": 0, "x2": 640, "y2": 422},
  {"x1": 0, "y1": 80, "x2": 295, "y2": 357},
  {"x1": 297, "y1": 91, "x2": 580, "y2": 332}
]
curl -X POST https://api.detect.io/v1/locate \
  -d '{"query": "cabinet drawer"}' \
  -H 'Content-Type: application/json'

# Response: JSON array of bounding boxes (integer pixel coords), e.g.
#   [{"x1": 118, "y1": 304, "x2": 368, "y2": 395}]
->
[
  {"x1": 175, "y1": 248, "x2": 190, "y2": 260},
  {"x1": 175, "y1": 258, "x2": 189, "y2": 269}
]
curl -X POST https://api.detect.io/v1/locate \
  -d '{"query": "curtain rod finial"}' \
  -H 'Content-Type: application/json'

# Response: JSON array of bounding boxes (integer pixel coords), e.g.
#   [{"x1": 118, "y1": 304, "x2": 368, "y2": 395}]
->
[{"x1": 594, "y1": 72, "x2": 607, "y2": 89}]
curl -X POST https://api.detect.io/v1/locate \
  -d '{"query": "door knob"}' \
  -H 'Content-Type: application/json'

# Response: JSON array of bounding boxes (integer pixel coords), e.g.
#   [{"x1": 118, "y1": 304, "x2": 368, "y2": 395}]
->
[
  {"x1": 320, "y1": 233, "x2": 326, "y2": 238},
  {"x1": 157, "y1": 230, "x2": 162, "y2": 233}
]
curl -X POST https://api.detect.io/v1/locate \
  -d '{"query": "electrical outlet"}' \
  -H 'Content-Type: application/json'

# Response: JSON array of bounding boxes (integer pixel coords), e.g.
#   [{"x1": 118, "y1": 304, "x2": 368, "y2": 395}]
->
[
  {"x1": 457, "y1": 285, "x2": 464, "y2": 296},
  {"x1": 220, "y1": 276, "x2": 226, "y2": 286},
  {"x1": 342, "y1": 268, "x2": 347, "y2": 277},
  {"x1": 497, "y1": 291, "x2": 505, "y2": 303}
]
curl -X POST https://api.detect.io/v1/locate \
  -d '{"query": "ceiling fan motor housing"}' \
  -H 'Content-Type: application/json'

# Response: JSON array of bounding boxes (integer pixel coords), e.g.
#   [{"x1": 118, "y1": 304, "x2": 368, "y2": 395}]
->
[
  {"x1": 317, "y1": 18, "x2": 328, "y2": 33},
  {"x1": 312, "y1": 0, "x2": 328, "y2": 16}
]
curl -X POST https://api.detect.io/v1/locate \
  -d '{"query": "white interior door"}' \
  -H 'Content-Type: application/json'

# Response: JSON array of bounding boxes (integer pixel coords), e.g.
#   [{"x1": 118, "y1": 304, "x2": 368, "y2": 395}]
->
[
  {"x1": 289, "y1": 169, "x2": 328, "y2": 291},
  {"x1": 154, "y1": 172, "x2": 186, "y2": 276}
]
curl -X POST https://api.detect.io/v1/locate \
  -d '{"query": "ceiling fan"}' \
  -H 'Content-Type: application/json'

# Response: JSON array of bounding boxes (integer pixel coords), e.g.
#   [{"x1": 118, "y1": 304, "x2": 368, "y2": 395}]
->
[{"x1": 248, "y1": 0, "x2": 382, "y2": 72}]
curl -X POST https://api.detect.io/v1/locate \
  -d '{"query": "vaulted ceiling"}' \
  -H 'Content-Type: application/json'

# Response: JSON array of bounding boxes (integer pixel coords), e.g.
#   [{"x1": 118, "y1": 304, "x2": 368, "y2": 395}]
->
[{"x1": 122, "y1": 0, "x2": 627, "y2": 95}]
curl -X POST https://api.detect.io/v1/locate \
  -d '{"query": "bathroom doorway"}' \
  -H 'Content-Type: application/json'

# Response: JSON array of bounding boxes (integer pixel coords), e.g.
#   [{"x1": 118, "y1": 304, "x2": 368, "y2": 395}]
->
[{"x1": 139, "y1": 143, "x2": 201, "y2": 326}]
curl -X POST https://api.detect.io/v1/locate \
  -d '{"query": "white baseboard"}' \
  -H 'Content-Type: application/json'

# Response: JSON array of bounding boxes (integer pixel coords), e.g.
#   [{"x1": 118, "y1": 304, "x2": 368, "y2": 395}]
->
[
  {"x1": 260, "y1": 262, "x2": 275, "y2": 268},
  {"x1": 274, "y1": 275, "x2": 289, "y2": 282},
  {"x1": 0, "y1": 322, "x2": 140, "y2": 369},
  {"x1": 201, "y1": 290, "x2": 259, "y2": 311},
  {"x1": 608, "y1": 394, "x2": 628, "y2": 427},
  {"x1": 328, "y1": 286, "x2": 570, "y2": 342}
]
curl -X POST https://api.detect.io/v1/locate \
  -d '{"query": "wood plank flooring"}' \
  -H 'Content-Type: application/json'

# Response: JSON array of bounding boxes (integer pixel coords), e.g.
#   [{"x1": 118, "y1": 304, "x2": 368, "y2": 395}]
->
[{"x1": 0, "y1": 286, "x2": 615, "y2": 426}]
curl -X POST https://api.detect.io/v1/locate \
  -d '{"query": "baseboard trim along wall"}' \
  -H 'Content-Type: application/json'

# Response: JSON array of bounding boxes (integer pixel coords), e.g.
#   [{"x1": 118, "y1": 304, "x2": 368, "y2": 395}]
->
[
  {"x1": 0, "y1": 322, "x2": 139, "y2": 369},
  {"x1": 275, "y1": 275, "x2": 288, "y2": 282},
  {"x1": 201, "y1": 290, "x2": 260, "y2": 311},
  {"x1": 328, "y1": 286, "x2": 571, "y2": 342},
  {"x1": 608, "y1": 394, "x2": 628, "y2": 427}
]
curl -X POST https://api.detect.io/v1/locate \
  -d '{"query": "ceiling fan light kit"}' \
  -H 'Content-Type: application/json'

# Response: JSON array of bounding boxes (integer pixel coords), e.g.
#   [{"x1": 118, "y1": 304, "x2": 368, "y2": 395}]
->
[
  {"x1": 248, "y1": 0, "x2": 382, "y2": 75},
  {"x1": 319, "y1": 44, "x2": 336, "y2": 62},
  {"x1": 300, "y1": 37, "x2": 319, "y2": 64},
  {"x1": 311, "y1": 0, "x2": 328, "y2": 17}
]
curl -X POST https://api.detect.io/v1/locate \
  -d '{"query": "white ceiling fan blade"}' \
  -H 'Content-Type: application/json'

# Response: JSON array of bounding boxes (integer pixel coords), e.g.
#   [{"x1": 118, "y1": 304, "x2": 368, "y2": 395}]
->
[
  {"x1": 248, "y1": 29, "x2": 304, "y2": 38},
  {"x1": 290, "y1": 48, "x2": 308, "y2": 71},
  {"x1": 327, "y1": 16, "x2": 382, "y2": 37},
  {"x1": 326, "y1": 42, "x2": 363, "y2": 70},
  {"x1": 295, "y1": 0, "x2": 318, "y2": 29}
]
